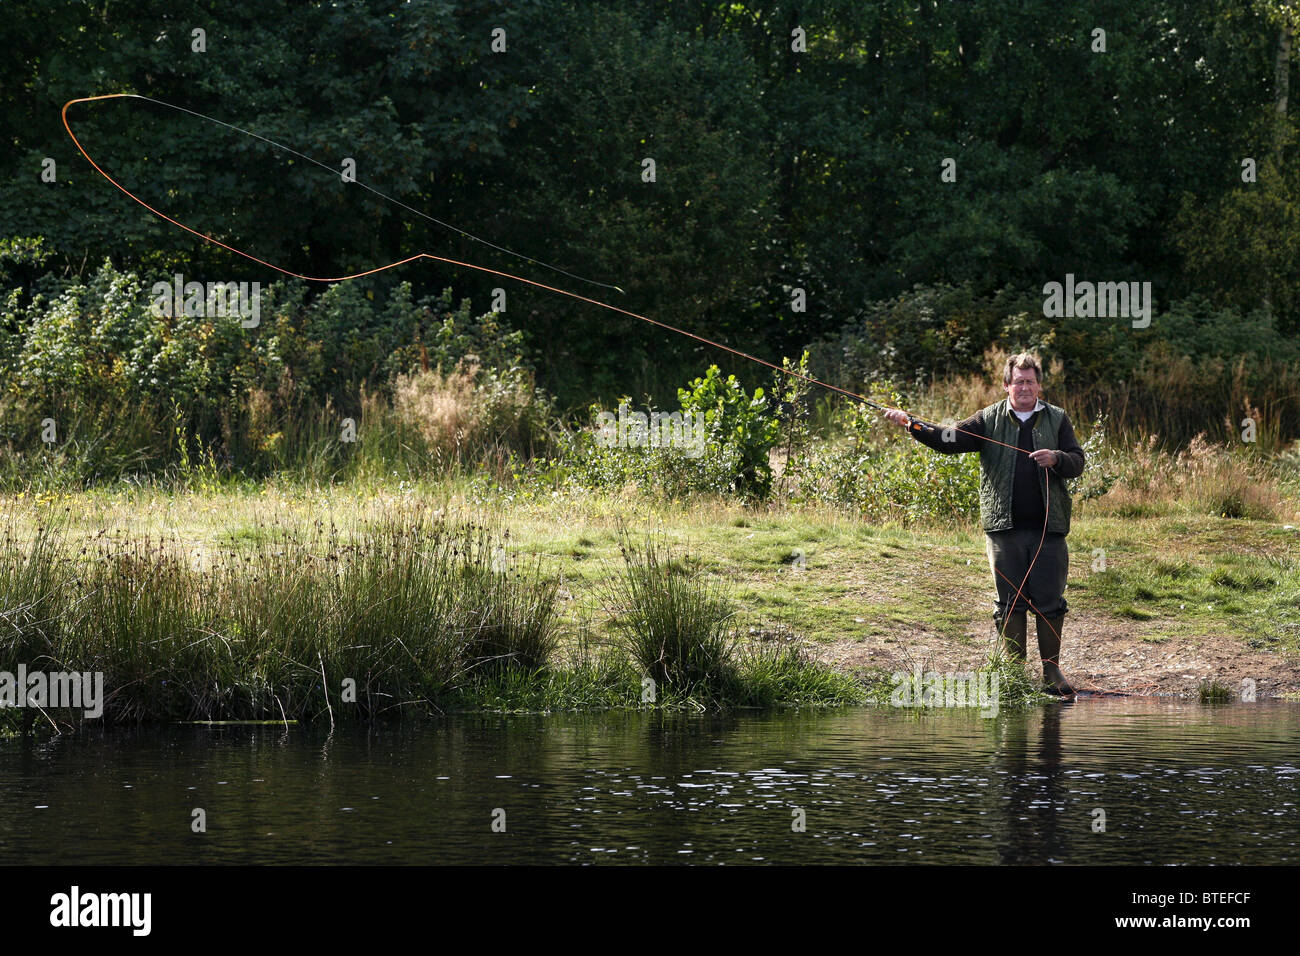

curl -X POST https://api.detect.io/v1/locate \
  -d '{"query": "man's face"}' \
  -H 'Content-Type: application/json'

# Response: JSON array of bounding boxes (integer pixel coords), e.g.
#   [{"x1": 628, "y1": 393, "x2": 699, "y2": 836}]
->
[{"x1": 1003, "y1": 367, "x2": 1041, "y2": 412}]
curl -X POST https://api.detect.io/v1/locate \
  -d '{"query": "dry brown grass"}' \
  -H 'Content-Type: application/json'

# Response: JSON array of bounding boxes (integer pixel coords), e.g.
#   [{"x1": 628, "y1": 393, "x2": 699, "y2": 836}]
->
[
  {"x1": 901, "y1": 355, "x2": 1296, "y2": 522},
  {"x1": 1065, "y1": 349, "x2": 1295, "y2": 452},
  {"x1": 907, "y1": 342, "x2": 1297, "y2": 456},
  {"x1": 392, "y1": 362, "x2": 482, "y2": 456},
  {"x1": 1090, "y1": 432, "x2": 1290, "y2": 520}
]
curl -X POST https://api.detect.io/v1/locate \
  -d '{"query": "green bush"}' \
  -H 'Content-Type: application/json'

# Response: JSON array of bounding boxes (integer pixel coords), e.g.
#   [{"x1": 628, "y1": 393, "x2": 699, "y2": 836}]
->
[
  {"x1": 785, "y1": 399, "x2": 980, "y2": 525},
  {"x1": 0, "y1": 261, "x2": 541, "y2": 484},
  {"x1": 546, "y1": 364, "x2": 784, "y2": 500},
  {"x1": 676, "y1": 365, "x2": 781, "y2": 498}
]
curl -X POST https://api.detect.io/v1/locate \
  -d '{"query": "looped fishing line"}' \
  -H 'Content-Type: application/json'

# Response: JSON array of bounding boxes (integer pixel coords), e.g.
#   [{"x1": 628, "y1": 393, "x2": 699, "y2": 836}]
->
[{"x1": 64, "y1": 92, "x2": 1095, "y2": 688}]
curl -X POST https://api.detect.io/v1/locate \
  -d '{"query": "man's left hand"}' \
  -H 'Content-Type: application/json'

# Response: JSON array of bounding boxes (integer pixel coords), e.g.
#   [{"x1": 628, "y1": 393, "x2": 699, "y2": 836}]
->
[{"x1": 1029, "y1": 449, "x2": 1059, "y2": 468}]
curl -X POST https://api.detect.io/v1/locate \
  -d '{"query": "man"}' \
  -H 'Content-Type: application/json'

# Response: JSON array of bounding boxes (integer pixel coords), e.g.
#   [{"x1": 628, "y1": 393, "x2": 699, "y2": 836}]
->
[{"x1": 883, "y1": 353, "x2": 1085, "y2": 695}]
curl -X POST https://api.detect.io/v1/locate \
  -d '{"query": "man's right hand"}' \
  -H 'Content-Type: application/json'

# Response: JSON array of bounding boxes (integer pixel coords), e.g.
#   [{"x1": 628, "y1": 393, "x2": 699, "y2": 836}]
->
[{"x1": 883, "y1": 408, "x2": 912, "y2": 428}]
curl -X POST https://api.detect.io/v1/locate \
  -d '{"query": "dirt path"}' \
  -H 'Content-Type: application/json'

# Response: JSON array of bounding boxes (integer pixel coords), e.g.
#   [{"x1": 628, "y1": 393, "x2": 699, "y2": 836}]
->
[{"x1": 819, "y1": 612, "x2": 1300, "y2": 698}]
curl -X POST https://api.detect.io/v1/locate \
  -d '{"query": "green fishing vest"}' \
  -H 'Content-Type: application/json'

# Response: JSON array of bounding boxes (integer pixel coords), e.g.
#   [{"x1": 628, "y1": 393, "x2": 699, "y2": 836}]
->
[{"x1": 978, "y1": 398, "x2": 1072, "y2": 534}]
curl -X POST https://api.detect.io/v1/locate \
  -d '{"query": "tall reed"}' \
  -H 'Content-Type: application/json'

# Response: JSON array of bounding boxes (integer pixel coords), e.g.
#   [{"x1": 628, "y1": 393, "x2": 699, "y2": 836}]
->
[
  {"x1": 603, "y1": 533, "x2": 739, "y2": 699},
  {"x1": 0, "y1": 513, "x2": 561, "y2": 723}
]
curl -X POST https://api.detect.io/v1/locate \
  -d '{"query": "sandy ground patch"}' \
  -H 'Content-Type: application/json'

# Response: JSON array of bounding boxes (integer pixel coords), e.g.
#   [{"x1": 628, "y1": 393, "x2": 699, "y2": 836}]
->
[{"x1": 818, "y1": 611, "x2": 1300, "y2": 698}]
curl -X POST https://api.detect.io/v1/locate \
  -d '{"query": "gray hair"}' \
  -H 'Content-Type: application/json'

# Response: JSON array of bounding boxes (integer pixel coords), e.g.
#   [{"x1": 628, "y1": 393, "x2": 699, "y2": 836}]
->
[{"x1": 1002, "y1": 352, "x2": 1042, "y2": 385}]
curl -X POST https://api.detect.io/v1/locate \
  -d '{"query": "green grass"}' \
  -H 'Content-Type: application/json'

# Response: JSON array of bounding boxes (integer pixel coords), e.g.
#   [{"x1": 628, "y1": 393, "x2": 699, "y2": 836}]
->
[
  {"x1": 732, "y1": 644, "x2": 865, "y2": 707},
  {"x1": 459, "y1": 643, "x2": 864, "y2": 712},
  {"x1": 454, "y1": 655, "x2": 649, "y2": 712},
  {"x1": 1199, "y1": 679, "x2": 1235, "y2": 703},
  {"x1": 1080, "y1": 541, "x2": 1300, "y2": 649},
  {"x1": 3, "y1": 459, "x2": 1296, "y2": 726},
  {"x1": 0, "y1": 509, "x2": 866, "y2": 724}
]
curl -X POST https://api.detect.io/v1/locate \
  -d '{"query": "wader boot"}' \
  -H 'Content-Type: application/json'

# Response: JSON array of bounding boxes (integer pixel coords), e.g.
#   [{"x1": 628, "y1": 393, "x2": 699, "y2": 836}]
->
[
  {"x1": 1035, "y1": 613, "x2": 1075, "y2": 696},
  {"x1": 998, "y1": 610, "x2": 1028, "y2": 661}
]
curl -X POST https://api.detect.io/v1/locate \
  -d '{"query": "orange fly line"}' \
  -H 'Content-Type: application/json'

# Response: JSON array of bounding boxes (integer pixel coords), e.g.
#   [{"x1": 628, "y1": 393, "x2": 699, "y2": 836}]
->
[{"x1": 63, "y1": 92, "x2": 1110, "y2": 690}]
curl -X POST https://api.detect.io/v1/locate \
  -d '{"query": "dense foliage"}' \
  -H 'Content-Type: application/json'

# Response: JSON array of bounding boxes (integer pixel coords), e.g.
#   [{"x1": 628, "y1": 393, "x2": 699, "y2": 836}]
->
[{"x1": 4, "y1": 0, "x2": 1300, "y2": 483}]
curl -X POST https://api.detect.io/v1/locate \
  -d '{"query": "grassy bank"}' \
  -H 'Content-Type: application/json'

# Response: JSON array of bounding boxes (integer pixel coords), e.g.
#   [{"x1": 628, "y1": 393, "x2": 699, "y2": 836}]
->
[
  {"x1": 0, "y1": 505, "x2": 867, "y2": 728},
  {"x1": 2, "y1": 440, "x2": 1297, "y2": 729}
]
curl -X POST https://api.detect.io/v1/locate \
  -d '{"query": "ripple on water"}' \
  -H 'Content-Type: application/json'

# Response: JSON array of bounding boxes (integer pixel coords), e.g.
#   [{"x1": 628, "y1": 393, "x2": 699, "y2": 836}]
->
[{"x1": 0, "y1": 698, "x2": 1297, "y2": 864}]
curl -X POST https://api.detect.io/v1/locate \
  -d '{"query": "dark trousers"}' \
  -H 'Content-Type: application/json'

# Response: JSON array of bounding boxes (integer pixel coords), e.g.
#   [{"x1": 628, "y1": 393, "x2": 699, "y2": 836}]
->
[{"x1": 985, "y1": 528, "x2": 1069, "y2": 624}]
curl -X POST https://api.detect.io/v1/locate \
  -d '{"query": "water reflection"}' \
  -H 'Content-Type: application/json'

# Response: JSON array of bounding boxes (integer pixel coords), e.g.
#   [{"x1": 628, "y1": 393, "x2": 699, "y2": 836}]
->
[
  {"x1": 1, "y1": 699, "x2": 1296, "y2": 864},
  {"x1": 995, "y1": 705, "x2": 1067, "y2": 863}
]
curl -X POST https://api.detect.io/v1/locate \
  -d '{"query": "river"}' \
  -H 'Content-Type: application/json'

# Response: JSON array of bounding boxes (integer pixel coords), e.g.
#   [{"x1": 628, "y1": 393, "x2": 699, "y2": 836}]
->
[{"x1": 2, "y1": 698, "x2": 1296, "y2": 864}]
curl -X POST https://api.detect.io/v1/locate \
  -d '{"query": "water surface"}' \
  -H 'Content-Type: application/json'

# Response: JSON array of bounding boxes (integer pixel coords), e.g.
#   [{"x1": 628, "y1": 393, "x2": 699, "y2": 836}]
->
[{"x1": 2, "y1": 699, "x2": 1296, "y2": 864}]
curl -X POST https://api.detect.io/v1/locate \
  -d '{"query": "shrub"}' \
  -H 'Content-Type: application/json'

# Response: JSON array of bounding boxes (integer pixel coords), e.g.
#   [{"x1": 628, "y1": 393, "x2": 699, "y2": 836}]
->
[
  {"x1": 392, "y1": 362, "x2": 553, "y2": 464},
  {"x1": 0, "y1": 261, "x2": 542, "y2": 483},
  {"x1": 678, "y1": 365, "x2": 781, "y2": 498},
  {"x1": 392, "y1": 363, "x2": 481, "y2": 456},
  {"x1": 787, "y1": 398, "x2": 981, "y2": 525}
]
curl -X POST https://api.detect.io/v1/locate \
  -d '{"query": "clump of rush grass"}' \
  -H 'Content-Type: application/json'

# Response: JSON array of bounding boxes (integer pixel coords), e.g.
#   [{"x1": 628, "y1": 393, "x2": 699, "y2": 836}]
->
[
  {"x1": 0, "y1": 510, "x2": 562, "y2": 724},
  {"x1": 603, "y1": 532, "x2": 740, "y2": 703},
  {"x1": 983, "y1": 650, "x2": 1055, "y2": 711},
  {"x1": 1199, "y1": 678, "x2": 1234, "y2": 703},
  {"x1": 454, "y1": 527, "x2": 561, "y2": 677},
  {"x1": 0, "y1": 519, "x2": 66, "y2": 668},
  {"x1": 733, "y1": 644, "x2": 865, "y2": 707}
]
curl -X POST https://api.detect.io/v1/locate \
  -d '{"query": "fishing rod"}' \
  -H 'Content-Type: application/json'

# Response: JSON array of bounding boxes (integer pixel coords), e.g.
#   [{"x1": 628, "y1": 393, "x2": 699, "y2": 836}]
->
[
  {"x1": 63, "y1": 95, "x2": 965, "y2": 435},
  {"x1": 63, "y1": 92, "x2": 1083, "y2": 673}
]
